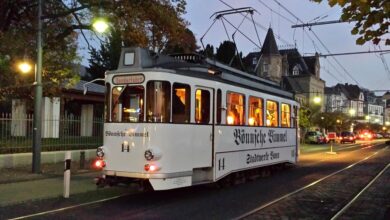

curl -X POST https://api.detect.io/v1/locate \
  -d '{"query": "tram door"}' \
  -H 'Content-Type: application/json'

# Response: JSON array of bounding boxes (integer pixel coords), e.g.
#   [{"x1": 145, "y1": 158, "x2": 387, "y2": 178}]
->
[{"x1": 194, "y1": 87, "x2": 214, "y2": 167}]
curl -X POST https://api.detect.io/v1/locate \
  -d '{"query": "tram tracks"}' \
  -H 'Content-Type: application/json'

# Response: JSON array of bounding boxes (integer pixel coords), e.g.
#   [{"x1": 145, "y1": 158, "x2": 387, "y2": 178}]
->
[{"x1": 237, "y1": 144, "x2": 390, "y2": 220}]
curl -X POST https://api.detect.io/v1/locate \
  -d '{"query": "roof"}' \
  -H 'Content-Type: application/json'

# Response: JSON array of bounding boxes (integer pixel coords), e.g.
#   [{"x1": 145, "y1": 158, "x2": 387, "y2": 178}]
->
[
  {"x1": 324, "y1": 86, "x2": 341, "y2": 95},
  {"x1": 282, "y1": 76, "x2": 305, "y2": 93},
  {"x1": 70, "y1": 80, "x2": 105, "y2": 94},
  {"x1": 260, "y1": 28, "x2": 279, "y2": 55},
  {"x1": 279, "y1": 48, "x2": 310, "y2": 75},
  {"x1": 333, "y1": 83, "x2": 362, "y2": 100},
  {"x1": 303, "y1": 55, "x2": 317, "y2": 75}
]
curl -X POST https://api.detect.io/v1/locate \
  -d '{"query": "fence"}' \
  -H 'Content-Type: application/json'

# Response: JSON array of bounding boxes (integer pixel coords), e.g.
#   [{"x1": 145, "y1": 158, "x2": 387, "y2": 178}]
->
[{"x1": 0, "y1": 113, "x2": 103, "y2": 154}]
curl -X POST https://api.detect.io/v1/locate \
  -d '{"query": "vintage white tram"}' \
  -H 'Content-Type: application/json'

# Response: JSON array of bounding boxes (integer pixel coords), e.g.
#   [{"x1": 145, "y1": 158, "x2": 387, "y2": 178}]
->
[{"x1": 94, "y1": 47, "x2": 299, "y2": 190}]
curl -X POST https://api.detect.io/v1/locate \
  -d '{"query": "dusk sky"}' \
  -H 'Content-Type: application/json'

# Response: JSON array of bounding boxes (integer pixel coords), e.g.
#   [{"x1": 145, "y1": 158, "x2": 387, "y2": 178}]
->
[
  {"x1": 182, "y1": 0, "x2": 390, "y2": 93},
  {"x1": 79, "y1": 0, "x2": 389, "y2": 93}
]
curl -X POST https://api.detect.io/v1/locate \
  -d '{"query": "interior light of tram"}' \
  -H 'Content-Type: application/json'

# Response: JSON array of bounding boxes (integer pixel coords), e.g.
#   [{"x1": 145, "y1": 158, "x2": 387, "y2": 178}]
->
[
  {"x1": 227, "y1": 116, "x2": 234, "y2": 124},
  {"x1": 116, "y1": 86, "x2": 123, "y2": 92},
  {"x1": 266, "y1": 119, "x2": 271, "y2": 126},
  {"x1": 248, "y1": 117, "x2": 255, "y2": 126}
]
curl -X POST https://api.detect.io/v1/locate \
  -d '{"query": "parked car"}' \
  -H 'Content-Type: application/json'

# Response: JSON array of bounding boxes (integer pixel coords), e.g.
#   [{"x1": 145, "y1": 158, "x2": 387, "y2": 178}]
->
[
  {"x1": 340, "y1": 131, "x2": 356, "y2": 144},
  {"x1": 305, "y1": 131, "x2": 324, "y2": 144}
]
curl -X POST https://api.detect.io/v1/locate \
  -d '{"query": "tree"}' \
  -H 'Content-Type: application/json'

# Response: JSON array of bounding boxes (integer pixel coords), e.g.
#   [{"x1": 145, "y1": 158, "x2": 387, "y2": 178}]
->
[
  {"x1": 216, "y1": 41, "x2": 243, "y2": 70},
  {"x1": 312, "y1": 0, "x2": 389, "y2": 45},
  {"x1": 199, "y1": 44, "x2": 215, "y2": 59},
  {"x1": 87, "y1": 1, "x2": 196, "y2": 79},
  {"x1": 0, "y1": 0, "x2": 81, "y2": 101},
  {"x1": 87, "y1": 28, "x2": 123, "y2": 80},
  {"x1": 108, "y1": 0, "x2": 195, "y2": 53}
]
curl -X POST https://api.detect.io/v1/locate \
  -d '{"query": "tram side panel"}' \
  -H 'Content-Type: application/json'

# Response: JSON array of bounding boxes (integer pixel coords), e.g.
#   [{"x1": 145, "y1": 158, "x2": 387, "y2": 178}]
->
[{"x1": 213, "y1": 126, "x2": 297, "y2": 181}]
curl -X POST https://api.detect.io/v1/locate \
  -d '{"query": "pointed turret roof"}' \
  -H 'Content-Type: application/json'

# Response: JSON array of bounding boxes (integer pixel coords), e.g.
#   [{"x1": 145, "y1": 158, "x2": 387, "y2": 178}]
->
[{"x1": 260, "y1": 28, "x2": 279, "y2": 55}]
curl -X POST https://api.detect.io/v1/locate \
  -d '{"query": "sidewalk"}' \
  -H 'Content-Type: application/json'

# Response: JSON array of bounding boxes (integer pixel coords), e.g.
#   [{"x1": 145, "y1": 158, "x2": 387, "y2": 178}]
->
[{"x1": 0, "y1": 161, "x2": 102, "y2": 207}]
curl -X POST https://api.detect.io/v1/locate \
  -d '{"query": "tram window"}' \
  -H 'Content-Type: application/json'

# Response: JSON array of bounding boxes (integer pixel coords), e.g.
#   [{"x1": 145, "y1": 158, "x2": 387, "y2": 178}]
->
[
  {"x1": 172, "y1": 83, "x2": 190, "y2": 123},
  {"x1": 146, "y1": 81, "x2": 171, "y2": 123},
  {"x1": 105, "y1": 83, "x2": 111, "y2": 122},
  {"x1": 249, "y1": 96, "x2": 263, "y2": 126},
  {"x1": 226, "y1": 92, "x2": 245, "y2": 125},
  {"x1": 195, "y1": 89, "x2": 210, "y2": 124},
  {"x1": 292, "y1": 106, "x2": 298, "y2": 128},
  {"x1": 266, "y1": 100, "x2": 278, "y2": 127},
  {"x1": 281, "y1": 103, "x2": 291, "y2": 127},
  {"x1": 112, "y1": 86, "x2": 144, "y2": 122},
  {"x1": 216, "y1": 89, "x2": 222, "y2": 124}
]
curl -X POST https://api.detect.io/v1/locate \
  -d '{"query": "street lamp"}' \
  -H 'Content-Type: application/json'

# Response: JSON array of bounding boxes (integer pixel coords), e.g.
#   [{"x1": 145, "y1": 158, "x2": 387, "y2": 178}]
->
[
  {"x1": 313, "y1": 96, "x2": 321, "y2": 104},
  {"x1": 18, "y1": 61, "x2": 33, "y2": 74},
  {"x1": 31, "y1": 0, "x2": 43, "y2": 174},
  {"x1": 92, "y1": 18, "x2": 109, "y2": 33},
  {"x1": 349, "y1": 109, "x2": 356, "y2": 116}
]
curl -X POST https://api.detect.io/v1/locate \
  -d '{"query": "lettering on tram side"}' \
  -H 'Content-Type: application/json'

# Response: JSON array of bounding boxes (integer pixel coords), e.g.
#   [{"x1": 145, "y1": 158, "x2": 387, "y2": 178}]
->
[
  {"x1": 246, "y1": 151, "x2": 280, "y2": 164},
  {"x1": 105, "y1": 131, "x2": 149, "y2": 137},
  {"x1": 233, "y1": 129, "x2": 287, "y2": 147}
]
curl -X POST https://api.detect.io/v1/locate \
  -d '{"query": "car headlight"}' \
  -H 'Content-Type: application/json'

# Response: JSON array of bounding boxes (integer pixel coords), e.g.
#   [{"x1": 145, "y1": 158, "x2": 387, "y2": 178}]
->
[
  {"x1": 144, "y1": 150, "x2": 154, "y2": 161},
  {"x1": 96, "y1": 147, "x2": 105, "y2": 158}
]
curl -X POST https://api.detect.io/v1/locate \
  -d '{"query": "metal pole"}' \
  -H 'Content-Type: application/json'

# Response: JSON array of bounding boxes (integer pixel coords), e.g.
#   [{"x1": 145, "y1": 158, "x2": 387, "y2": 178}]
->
[{"x1": 32, "y1": 0, "x2": 43, "y2": 173}]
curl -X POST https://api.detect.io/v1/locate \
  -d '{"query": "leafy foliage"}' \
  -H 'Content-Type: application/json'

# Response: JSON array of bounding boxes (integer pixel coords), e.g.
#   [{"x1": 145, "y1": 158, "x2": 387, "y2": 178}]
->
[
  {"x1": 0, "y1": 0, "x2": 83, "y2": 101},
  {"x1": 216, "y1": 41, "x2": 243, "y2": 70},
  {"x1": 87, "y1": 0, "x2": 196, "y2": 80},
  {"x1": 312, "y1": 0, "x2": 389, "y2": 45}
]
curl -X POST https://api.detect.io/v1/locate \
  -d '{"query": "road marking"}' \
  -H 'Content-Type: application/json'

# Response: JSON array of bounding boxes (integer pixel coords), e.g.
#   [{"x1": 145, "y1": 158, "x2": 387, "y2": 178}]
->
[
  {"x1": 9, "y1": 194, "x2": 131, "y2": 220},
  {"x1": 235, "y1": 146, "x2": 388, "y2": 220}
]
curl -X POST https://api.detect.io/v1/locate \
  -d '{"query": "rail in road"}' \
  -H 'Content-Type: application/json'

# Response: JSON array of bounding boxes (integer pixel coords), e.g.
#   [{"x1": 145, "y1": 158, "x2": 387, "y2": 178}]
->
[
  {"x1": 5, "y1": 140, "x2": 390, "y2": 220},
  {"x1": 237, "y1": 143, "x2": 390, "y2": 219}
]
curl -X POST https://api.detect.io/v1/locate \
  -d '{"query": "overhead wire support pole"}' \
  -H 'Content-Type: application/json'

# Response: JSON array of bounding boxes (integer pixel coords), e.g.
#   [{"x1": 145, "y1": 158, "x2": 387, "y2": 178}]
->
[
  {"x1": 319, "y1": 49, "x2": 390, "y2": 57},
  {"x1": 291, "y1": 19, "x2": 347, "y2": 28}
]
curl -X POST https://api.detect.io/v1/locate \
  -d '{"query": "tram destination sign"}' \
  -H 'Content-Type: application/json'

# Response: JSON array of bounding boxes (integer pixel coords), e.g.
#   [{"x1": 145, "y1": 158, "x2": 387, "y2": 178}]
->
[{"x1": 113, "y1": 74, "x2": 145, "y2": 84}]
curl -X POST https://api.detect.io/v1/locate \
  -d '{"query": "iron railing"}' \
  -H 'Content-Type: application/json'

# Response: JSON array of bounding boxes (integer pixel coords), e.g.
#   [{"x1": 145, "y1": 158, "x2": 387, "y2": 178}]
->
[{"x1": 0, "y1": 113, "x2": 103, "y2": 154}]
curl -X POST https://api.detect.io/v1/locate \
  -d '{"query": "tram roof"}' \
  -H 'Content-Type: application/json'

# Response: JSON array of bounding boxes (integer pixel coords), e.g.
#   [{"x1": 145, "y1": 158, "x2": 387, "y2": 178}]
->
[{"x1": 106, "y1": 47, "x2": 294, "y2": 99}]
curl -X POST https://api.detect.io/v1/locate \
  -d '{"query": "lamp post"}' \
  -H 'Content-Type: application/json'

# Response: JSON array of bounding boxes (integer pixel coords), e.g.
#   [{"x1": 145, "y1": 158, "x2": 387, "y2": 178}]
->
[{"x1": 31, "y1": 0, "x2": 43, "y2": 173}]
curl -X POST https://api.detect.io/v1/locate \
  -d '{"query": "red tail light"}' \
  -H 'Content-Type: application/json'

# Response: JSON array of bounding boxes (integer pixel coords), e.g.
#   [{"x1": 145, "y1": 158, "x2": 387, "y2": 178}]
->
[
  {"x1": 144, "y1": 164, "x2": 158, "y2": 172},
  {"x1": 94, "y1": 159, "x2": 106, "y2": 169}
]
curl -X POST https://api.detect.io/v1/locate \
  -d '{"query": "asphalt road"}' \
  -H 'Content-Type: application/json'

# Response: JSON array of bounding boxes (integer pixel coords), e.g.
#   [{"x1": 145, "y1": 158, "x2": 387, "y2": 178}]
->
[{"x1": 7, "y1": 140, "x2": 390, "y2": 220}]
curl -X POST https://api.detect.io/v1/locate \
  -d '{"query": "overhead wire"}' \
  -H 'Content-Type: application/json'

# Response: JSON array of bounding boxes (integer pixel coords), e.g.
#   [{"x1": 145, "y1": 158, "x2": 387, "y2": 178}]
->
[
  {"x1": 218, "y1": 0, "x2": 292, "y2": 46},
  {"x1": 255, "y1": 0, "x2": 344, "y2": 84},
  {"x1": 272, "y1": 0, "x2": 361, "y2": 86}
]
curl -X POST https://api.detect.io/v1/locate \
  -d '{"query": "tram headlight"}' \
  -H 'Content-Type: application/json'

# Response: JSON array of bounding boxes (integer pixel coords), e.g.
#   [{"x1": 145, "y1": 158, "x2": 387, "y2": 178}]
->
[
  {"x1": 96, "y1": 147, "x2": 105, "y2": 158},
  {"x1": 144, "y1": 150, "x2": 154, "y2": 161}
]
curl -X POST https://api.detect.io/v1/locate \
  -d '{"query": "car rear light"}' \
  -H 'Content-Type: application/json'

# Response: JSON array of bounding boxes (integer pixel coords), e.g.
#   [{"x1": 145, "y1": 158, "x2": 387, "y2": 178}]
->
[
  {"x1": 368, "y1": 134, "x2": 372, "y2": 138},
  {"x1": 349, "y1": 137, "x2": 353, "y2": 140}
]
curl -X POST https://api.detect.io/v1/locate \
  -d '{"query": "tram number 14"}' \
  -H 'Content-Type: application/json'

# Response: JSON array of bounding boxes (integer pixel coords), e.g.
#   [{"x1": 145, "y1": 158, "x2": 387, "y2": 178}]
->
[{"x1": 218, "y1": 158, "x2": 225, "y2": 171}]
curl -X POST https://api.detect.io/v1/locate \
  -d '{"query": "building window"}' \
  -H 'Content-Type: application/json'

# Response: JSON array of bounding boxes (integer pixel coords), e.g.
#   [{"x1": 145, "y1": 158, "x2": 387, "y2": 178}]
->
[
  {"x1": 263, "y1": 61, "x2": 269, "y2": 75},
  {"x1": 172, "y1": 83, "x2": 190, "y2": 123},
  {"x1": 292, "y1": 65, "x2": 300, "y2": 76},
  {"x1": 252, "y1": 57, "x2": 257, "y2": 65},
  {"x1": 146, "y1": 81, "x2": 170, "y2": 122},
  {"x1": 227, "y1": 92, "x2": 245, "y2": 125},
  {"x1": 195, "y1": 89, "x2": 210, "y2": 124},
  {"x1": 281, "y1": 103, "x2": 291, "y2": 127},
  {"x1": 266, "y1": 100, "x2": 278, "y2": 127},
  {"x1": 248, "y1": 96, "x2": 263, "y2": 126}
]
